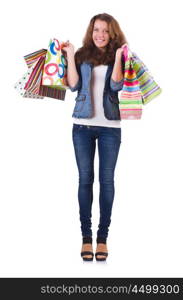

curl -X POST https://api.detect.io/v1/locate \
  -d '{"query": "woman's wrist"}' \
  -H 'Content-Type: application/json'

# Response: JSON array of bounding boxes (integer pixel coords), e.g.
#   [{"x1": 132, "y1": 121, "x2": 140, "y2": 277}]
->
[
  {"x1": 114, "y1": 55, "x2": 122, "y2": 69},
  {"x1": 66, "y1": 53, "x2": 75, "y2": 63}
]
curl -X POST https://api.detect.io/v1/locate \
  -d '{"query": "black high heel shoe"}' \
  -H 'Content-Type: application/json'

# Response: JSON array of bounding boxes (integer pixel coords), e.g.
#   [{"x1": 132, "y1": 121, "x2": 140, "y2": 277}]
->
[
  {"x1": 95, "y1": 237, "x2": 108, "y2": 261},
  {"x1": 81, "y1": 237, "x2": 94, "y2": 261},
  {"x1": 95, "y1": 250, "x2": 108, "y2": 261}
]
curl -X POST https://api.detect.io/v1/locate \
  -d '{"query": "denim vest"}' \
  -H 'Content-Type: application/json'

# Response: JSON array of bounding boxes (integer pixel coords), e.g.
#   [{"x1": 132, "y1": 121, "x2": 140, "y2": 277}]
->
[{"x1": 69, "y1": 62, "x2": 124, "y2": 120}]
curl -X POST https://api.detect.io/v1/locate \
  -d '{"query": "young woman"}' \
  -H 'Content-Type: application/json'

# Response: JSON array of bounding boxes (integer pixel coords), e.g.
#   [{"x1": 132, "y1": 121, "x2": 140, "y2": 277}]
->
[{"x1": 62, "y1": 13, "x2": 128, "y2": 262}]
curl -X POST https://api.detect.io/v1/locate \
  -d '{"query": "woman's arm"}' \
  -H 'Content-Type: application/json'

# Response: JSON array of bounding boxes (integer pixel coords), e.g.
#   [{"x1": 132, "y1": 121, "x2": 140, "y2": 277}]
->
[
  {"x1": 111, "y1": 48, "x2": 123, "y2": 82},
  {"x1": 62, "y1": 42, "x2": 79, "y2": 88},
  {"x1": 67, "y1": 55, "x2": 80, "y2": 88}
]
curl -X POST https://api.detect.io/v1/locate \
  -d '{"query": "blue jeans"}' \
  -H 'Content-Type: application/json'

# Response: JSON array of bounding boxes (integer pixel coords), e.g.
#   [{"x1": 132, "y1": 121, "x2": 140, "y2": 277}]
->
[{"x1": 72, "y1": 124, "x2": 121, "y2": 240}]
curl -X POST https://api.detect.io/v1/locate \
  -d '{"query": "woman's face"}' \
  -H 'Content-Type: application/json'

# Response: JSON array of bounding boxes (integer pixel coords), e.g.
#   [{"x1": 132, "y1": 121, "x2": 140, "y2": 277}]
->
[{"x1": 92, "y1": 19, "x2": 110, "y2": 51}]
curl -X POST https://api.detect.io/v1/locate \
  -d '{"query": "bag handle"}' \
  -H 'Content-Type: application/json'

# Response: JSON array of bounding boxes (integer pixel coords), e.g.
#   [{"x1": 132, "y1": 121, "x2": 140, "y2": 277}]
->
[{"x1": 121, "y1": 43, "x2": 133, "y2": 61}]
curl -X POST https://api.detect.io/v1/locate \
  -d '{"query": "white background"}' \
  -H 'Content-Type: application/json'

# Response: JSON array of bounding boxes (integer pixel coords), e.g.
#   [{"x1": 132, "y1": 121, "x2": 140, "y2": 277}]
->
[{"x1": 0, "y1": 0, "x2": 183, "y2": 277}]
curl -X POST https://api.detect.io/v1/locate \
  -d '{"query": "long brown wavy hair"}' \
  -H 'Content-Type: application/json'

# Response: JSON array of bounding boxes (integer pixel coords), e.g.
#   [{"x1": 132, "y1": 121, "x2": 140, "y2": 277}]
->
[{"x1": 75, "y1": 13, "x2": 128, "y2": 66}]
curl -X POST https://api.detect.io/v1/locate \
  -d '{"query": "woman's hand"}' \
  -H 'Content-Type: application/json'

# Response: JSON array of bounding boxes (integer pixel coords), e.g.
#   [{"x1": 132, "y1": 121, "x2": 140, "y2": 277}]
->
[
  {"x1": 112, "y1": 43, "x2": 128, "y2": 81},
  {"x1": 115, "y1": 43, "x2": 128, "y2": 61},
  {"x1": 62, "y1": 41, "x2": 75, "y2": 59}
]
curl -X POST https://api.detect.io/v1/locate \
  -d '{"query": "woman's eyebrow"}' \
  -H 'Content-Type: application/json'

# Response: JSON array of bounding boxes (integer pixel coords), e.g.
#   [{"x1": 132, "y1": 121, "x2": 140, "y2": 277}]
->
[{"x1": 94, "y1": 27, "x2": 108, "y2": 30}]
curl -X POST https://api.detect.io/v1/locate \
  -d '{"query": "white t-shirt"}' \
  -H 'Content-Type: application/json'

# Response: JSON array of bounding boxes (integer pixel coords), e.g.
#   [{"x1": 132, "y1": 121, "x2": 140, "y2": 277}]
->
[{"x1": 72, "y1": 65, "x2": 121, "y2": 128}]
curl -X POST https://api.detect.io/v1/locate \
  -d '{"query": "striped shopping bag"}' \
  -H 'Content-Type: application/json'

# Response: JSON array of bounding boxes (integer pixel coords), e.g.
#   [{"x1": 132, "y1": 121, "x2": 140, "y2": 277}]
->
[
  {"x1": 14, "y1": 49, "x2": 47, "y2": 99},
  {"x1": 131, "y1": 52, "x2": 162, "y2": 105},
  {"x1": 24, "y1": 55, "x2": 46, "y2": 95},
  {"x1": 119, "y1": 44, "x2": 162, "y2": 119},
  {"x1": 24, "y1": 49, "x2": 47, "y2": 68},
  {"x1": 119, "y1": 46, "x2": 143, "y2": 119}
]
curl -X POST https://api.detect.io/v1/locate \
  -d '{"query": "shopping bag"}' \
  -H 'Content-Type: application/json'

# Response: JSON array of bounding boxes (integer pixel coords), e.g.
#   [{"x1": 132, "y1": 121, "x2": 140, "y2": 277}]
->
[
  {"x1": 38, "y1": 85, "x2": 66, "y2": 100},
  {"x1": 119, "y1": 46, "x2": 143, "y2": 119},
  {"x1": 42, "y1": 38, "x2": 69, "y2": 89},
  {"x1": 119, "y1": 44, "x2": 162, "y2": 119},
  {"x1": 131, "y1": 52, "x2": 162, "y2": 105},
  {"x1": 24, "y1": 55, "x2": 46, "y2": 94},
  {"x1": 14, "y1": 62, "x2": 44, "y2": 99},
  {"x1": 24, "y1": 51, "x2": 66, "y2": 100},
  {"x1": 24, "y1": 49, "x2": 47, "y2": 68}
]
